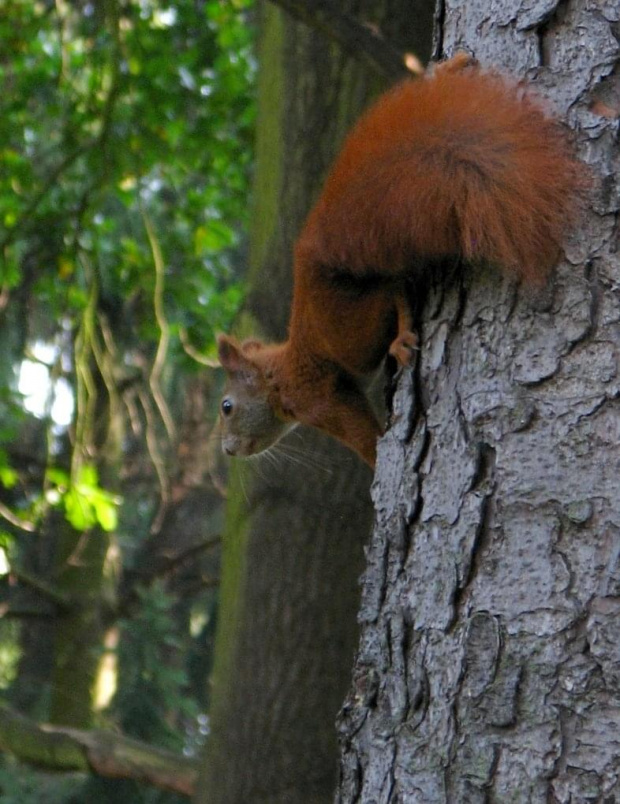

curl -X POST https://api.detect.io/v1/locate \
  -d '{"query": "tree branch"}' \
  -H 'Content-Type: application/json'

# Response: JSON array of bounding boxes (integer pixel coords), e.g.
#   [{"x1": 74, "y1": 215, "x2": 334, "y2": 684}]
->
[
  {"x1": 267, "y1": 0, "x2": 423, "y2": 79},
  {"x1": 141, "y1": 535, "x2": 222, "y2": 580},
  {"x1": 112, "y1": 535, "x2": 221, "y2": 621},
  {"x1": 0, "y1": 142, "x2": 94, "y2": 252},
  {"x1": 0, "y1": 15, "x2": 123, "y2": 254},
  {"x1": 7, "y1": 566, "x2": 73, "y2": 610},
  {"x1": 0, "y1": 500, "x2": 37, "y2": 533},
  {"x1": 0, "y1": 703, "x2": 199, "y2": 798}
]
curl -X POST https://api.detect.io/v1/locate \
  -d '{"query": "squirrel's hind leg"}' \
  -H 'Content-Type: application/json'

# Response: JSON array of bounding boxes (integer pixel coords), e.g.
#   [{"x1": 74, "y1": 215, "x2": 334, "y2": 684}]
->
[{"x1": 388, "y1": 294, "x2": 418, "y2": 367}]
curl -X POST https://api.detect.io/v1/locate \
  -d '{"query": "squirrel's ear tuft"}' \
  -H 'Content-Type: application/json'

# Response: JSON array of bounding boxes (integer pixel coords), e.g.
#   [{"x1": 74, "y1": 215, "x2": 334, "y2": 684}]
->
[{"x1": 217, "y1": 334, "x2": 245, "y2": 372}]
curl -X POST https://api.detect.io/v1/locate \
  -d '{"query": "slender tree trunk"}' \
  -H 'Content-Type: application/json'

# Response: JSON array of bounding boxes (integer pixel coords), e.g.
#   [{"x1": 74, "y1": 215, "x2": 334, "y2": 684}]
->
[
  {"x1": 49, "y1": 351, "x2": 121, "y2": 728},
  {"x1": 48, "y1": 519, "x2": 111, "y2": 727},
  {"x1": 336, "y1": 2, "x2": 620, "y2": 802},
  {"x1": 197, "y1": 2, "x2": 434, "y2": 802}
]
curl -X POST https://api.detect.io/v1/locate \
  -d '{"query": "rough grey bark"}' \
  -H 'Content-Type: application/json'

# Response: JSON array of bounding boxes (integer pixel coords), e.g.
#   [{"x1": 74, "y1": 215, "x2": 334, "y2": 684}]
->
[{"x1": 336, "y1": 1, "x2": 620, "y2": 802}]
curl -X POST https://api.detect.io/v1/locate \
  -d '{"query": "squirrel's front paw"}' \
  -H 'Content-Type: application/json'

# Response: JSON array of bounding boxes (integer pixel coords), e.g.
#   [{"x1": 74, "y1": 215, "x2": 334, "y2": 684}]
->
[{"x1": 389, "y1": 330, "x2": 419, "y2": 367}]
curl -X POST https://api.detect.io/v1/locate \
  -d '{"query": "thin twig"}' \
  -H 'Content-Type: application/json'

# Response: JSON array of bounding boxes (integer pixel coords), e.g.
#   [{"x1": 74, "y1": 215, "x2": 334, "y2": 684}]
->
[
  {"x1": 141, "y1": 535, "x2": 222, "y2": 580},
  {"x1": 142, "y1": 208, "x2": 177, "y2": 443},
  {"x1": 137, "y1": 386, "x2": 171, "y2": 535},
  {"x1": 9, "y1": 566, "x2": 72, "y2": 609},
  {"x1": 0, "y1": 501, "x2": 36, "y2": 533},
  {"x1": 179, "y1": 328, "x2": 220, "y2": 368},
  {"x1": 113, "y1": 535, "x2": 221, "y2": 619}
]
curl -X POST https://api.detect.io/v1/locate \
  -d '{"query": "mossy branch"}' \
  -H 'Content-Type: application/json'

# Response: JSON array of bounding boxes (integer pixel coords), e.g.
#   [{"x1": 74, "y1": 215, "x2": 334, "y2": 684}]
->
[{"x1": 0, "y1": 702, "x2": 199, "y2": 798}]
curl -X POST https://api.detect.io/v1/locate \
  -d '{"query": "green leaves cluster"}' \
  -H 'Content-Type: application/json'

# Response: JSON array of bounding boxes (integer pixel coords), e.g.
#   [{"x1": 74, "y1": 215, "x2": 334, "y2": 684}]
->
[
  {"x1": 0, "y1": 6, "x2": 255, "y2": 778},
  {"x1": 46, "y1": 466, "x2": 120, "y2": 533},
  {"x1": 0, "y1": 0, "x2": 256, "y2": 535},
  {"x1": 0, "y1": 3, "x2": 254, "y2": 778},
  {"x1": 1, "y1": 0, "x2": 255, "y2": 352}
]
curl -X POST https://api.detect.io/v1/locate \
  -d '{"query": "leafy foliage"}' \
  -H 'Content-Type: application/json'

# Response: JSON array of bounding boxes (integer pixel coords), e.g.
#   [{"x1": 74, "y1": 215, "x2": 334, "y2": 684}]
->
[
  {"x1": 0, "y1": 0, "x2": 255, "y2": 533},
  {"x1": 0, "y1": 0, "x2": 255, "y2": 798},
  {"x1": 0, "y1": 759, "x2": 80, "y2": 804},
  {"x1": 46, "y1": 465, "x2": 120, "y2": 532},
  {"x1": 1, "y1": 0, "x2": 254, "y2": 355},
  {"x1": 114, "y1": 582, "x2": 198, "y2": 748}
]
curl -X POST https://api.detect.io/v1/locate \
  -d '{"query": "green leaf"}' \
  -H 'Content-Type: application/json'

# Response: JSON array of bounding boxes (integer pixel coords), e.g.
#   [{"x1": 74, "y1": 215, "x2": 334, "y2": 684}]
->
[
  {"x1": 45, "y1": 467, "x2": 70, "y2": 487},
  {"x1": 194, "y1": 221, "x2": 235, "y2": 255},
  {"x1": 89, "y1": 486, "x2": 120, "y2": 532},
  {"x1": 76, "y1": 464, "x2": 98, "y2": 489},
  {"x1": 0, "y1": 466, "x2": 17, "y2": 489},
  {"x1": 64, "y1": 486, "x2": 97, "y2": 531},
  {"x1": 60, "y1": 465, "x2": 120, "y2": 532}
]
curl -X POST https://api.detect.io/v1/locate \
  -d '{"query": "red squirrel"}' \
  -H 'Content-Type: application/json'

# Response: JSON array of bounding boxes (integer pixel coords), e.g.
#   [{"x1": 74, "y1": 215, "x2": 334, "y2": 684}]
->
[{"x1": 217, "y1": 54, "x2": 585, "y2": 468}]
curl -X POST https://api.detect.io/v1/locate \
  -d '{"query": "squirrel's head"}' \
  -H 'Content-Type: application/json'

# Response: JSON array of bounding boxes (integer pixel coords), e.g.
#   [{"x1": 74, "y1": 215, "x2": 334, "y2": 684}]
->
[{"x1": 216, "y1": 334, "x2": 294, "y2": 459}]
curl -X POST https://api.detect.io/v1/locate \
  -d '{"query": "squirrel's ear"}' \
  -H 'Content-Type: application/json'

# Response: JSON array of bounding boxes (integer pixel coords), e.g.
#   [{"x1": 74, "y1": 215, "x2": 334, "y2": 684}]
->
[
  {"x1": 217, "y1": 334, "x2": 245, "y2": 372},
  {"x1": 241, "y1": 338, "x2": 264, "y2": 354}
]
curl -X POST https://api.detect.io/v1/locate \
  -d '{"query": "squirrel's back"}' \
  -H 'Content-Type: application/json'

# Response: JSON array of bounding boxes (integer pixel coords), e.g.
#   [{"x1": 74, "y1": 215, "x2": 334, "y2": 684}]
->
[{"x1": 299, "y1": 65, "x2": 586, "y2": 283}]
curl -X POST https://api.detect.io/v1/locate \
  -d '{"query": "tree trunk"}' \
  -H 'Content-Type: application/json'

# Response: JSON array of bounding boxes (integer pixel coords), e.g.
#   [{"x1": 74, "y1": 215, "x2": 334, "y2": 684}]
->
[
  {"x1": 336, "y1": 2, "x2": 620, "y2": 802},
  {"x1": 196, "y1": 2, "x2": 434, "y2": 802},
  {"x1": 47, "y1": 340, "x2": 122, "y2": 728}
]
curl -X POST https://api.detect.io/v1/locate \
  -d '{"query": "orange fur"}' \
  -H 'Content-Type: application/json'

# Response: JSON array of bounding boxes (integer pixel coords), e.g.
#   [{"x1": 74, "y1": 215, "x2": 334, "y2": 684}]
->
[
  {"x1": 218, "y1": 56, "x2": 586, "y2": 467},
  {"x1": 300, "y1": 64, "x2": 583, "y2": 283}
]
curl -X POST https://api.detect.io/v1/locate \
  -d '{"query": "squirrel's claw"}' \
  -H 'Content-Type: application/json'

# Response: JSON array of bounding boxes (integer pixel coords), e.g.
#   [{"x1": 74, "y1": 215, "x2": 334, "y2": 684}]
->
[{"x1": 389, "y1": 330, "x2": 419, "y2": 367}]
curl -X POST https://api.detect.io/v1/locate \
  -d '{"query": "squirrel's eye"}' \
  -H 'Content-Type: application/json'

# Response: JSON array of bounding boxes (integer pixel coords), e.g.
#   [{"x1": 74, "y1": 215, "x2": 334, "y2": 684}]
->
[{"x1": 221, "y1": 398, "x2": 234, "y2": 417}]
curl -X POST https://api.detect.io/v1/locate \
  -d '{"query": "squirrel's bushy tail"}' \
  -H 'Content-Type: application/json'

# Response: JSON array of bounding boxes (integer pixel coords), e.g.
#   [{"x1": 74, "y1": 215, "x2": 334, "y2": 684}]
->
[{"x1": 307, "y1": 65, "x2": 587, "y2": 283}]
